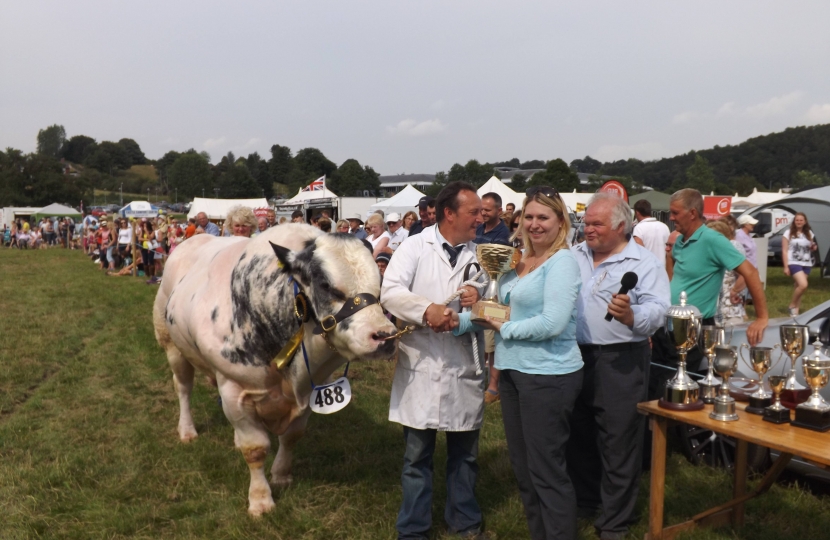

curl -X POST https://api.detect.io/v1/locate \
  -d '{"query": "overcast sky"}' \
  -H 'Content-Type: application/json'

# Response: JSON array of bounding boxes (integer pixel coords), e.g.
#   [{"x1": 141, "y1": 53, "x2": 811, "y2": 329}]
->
[{"x1": 2, "y1": 1, "x2": 829, "y2": 175}]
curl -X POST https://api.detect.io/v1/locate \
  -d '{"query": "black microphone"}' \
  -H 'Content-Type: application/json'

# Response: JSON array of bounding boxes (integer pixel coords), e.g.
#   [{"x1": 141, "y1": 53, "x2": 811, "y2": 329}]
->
[{"x1": 605, "y1": 272, "x2": 638, "y2": 321}]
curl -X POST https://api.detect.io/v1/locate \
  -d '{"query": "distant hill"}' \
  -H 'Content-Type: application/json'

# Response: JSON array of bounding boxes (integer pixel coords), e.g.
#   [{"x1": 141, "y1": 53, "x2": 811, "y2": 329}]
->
[{"x1": 572, "y1": 124, "x2": 830, "y2": 193}]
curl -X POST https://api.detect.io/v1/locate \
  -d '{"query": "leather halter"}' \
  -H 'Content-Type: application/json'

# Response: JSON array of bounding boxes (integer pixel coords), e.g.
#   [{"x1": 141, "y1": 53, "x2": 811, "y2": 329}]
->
[{"x1": 312, "y1": 292, "x2": 379, "y2": 335}]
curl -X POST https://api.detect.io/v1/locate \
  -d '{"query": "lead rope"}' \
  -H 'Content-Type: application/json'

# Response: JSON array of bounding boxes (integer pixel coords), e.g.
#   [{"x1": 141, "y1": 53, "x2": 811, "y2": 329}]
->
[{"x1": 444, "y1": 265, "x2": 487, "y2": 375}]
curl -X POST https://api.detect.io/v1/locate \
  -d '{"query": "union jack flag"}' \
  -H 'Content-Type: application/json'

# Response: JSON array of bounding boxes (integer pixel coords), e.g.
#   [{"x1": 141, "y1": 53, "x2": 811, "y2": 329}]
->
[{"x1": 302, "y1": 176, "x2": 326, "y2": 192}]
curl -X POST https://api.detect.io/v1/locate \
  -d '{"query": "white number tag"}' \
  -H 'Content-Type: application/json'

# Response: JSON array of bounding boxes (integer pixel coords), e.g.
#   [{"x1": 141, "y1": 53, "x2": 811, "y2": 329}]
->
[{"x1": 310, "y1": 377, "x2": 351, "y2": 414}]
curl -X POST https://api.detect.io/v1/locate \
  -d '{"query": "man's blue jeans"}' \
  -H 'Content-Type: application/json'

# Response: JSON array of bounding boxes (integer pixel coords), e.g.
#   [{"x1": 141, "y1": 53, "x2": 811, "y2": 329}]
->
[{"x1": 396, "y1": 426, "x2": 482, "y2": 539}]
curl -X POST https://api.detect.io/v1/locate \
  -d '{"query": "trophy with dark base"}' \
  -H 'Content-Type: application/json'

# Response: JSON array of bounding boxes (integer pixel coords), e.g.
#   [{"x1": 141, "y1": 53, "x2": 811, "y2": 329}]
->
[
  {"x1": 710, "y1": 345, "x2": 740, "y2": 421},
  {"x1": 699, "y1": 326, "x2": 725, "y2": 404},
  {"x1": 470, "y1": 244, "x2": 521, "y2": 323},
  {"x1": 659, "y1": 291, "x2": 704, "y2": 411},
  {"x1": 791, "y1": 341, "x2": 830, "y2": 432},
  {"x1": 741, "y1": 344, "x2": 782, "y2": 415},
  {"x1": 763, "y1": 375, "x2": 791, "y2": 424},
  {"x1": 780, "y1": 324, "x2": 811, "y2": 406}
]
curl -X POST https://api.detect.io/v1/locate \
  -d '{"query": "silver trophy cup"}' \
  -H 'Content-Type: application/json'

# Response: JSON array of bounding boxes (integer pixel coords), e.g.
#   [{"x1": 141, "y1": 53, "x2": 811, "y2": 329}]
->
[
  {"x1": 699, "y1": 325, "x2": 725, "y2": 404},
  {"x1": 659, "y1": 291, "x2": 704, "y2": 411},
  {"x1": 710, "y1": 345, "x2": 740, "y2": 422}
]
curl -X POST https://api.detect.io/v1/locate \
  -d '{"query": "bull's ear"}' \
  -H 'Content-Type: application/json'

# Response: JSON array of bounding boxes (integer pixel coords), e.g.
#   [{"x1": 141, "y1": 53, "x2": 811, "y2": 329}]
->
[{"x1": 270, "y1": 242, "x2": 292, "y2": 270}]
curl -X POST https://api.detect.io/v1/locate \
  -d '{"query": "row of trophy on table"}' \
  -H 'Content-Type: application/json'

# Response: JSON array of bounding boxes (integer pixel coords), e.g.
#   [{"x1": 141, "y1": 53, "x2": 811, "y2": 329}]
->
[{"x1": 658, "y1": 291, "x2": 830, "y2": 432}]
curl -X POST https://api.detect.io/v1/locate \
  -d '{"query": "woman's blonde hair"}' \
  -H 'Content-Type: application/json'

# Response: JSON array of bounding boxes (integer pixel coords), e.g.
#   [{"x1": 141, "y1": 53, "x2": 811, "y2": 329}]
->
[
  {"x1": 512, "y1": 190, "x2": 571, "y2": 258},
  {"x1": 365, "y1": 213, "x2": 385, "y2": 230},
  {"x1": 335, "y1": 219, "x2": 349, "y2": 231},
  {"x1": 706, "y1": 219, "x2": 734, "y2": 240},
  {"x1": 224, "y1": 205, "x2": 258, "y2": 230}
]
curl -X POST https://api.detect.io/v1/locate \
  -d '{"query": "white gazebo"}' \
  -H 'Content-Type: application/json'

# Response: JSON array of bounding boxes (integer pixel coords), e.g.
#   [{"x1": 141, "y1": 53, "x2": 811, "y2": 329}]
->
[
  {"x1": 368, "y1": 184, "x2": 425, "y2": 217},
  {"x1": 286, "y1": 186, "x2": 339, "y2": 203},
  {"x1": 477, "y1": 176, "x2": 523, "y2": 210},
  {"x1": 187, "y1": 197, "x2": 270, "y2": 220}
]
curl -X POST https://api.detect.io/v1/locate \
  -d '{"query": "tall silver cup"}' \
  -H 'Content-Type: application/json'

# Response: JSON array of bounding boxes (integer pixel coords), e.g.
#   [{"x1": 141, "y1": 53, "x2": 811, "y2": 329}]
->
[
  {"x1": 710, "y1": 345, "x2": 740, "y2": 421},
  {"x1": 780, "y1": 325, "x2": 809, "y2": 391},
  {"x1": 659, "y1": 291, "x2": 704, "y2": 410},
  {"x1": 699, "y1": 326, "x2": 725, "y2": 404}
]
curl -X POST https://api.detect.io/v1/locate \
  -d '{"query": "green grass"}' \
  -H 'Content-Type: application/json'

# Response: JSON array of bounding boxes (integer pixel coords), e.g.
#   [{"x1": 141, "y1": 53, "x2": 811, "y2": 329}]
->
[
  {"x1": 748, "y1": 266, "x2": 830, "y2": 318},
  {"x1": 1, "y1": 249, "x2": 829, "y2": 539}
]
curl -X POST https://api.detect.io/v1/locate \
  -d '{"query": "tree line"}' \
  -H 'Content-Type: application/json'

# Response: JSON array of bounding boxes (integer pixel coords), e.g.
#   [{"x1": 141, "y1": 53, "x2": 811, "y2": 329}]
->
[{"x1": 0, "y1": 125, "x2": 384, "y2": 208}]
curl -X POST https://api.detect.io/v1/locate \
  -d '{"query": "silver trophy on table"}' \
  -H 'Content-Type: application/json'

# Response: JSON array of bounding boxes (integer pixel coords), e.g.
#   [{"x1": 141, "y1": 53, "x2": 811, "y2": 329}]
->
[
  {"x1": 698, "y1": 325, "x2": 725, "y2": 404},
  {"x1": 710, "y1": 345, "x2": 740, "y2": 422},
  {"x1": 791, "y1": 341, "x2": 830, "y2": 432},
  {"x1": 740, "y1": 344, "x2": 782, "y2": 415},
  {"x1": 659, "y1": 291, "x2": 704, "y2": 411},
  {"x1": 779, "y1": 324, "x2": 811, "y2": 406},
  {"x1": 763, "y1": 375, "x2": 791, "y2": 424}
]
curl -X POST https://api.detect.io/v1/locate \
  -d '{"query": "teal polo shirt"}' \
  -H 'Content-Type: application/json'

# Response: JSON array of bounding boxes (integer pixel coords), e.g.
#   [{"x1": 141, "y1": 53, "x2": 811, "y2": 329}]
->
[{"x1": 671, "y1": 225, "x2": 745, "y2": 318}]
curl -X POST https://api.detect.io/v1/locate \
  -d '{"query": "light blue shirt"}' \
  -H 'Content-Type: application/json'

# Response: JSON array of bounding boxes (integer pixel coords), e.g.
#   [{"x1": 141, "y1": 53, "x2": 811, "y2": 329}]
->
[
  {"x1": 572, "y1": 239, "x2": 671, "y2": 345},
  {"x1": 455, "y1": 249, "x2": 583, "y2": 375},
  {"x1": 204, "y1": 221, "x2": 220, "y2": 236}
]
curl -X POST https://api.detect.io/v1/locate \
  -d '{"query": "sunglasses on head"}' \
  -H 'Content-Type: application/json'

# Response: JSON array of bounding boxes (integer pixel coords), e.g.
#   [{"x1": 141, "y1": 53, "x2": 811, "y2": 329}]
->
[{"x1": 525, "y1": 186, "x2": 560, "y2": 199}]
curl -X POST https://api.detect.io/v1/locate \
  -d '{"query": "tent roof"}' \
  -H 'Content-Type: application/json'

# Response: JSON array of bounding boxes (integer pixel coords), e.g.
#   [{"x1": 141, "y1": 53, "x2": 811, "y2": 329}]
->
[
  {"x1": 186, "y1": 197, "x2": 269, "y2": 220},
  {"x1": 629, "y1": 190, "x2": 672, "y2": 212},
  {"x1": 119, "y1": 201, "x2": 160, "y2": 218},
  {"x1": 477, "y1": 176, "x2": 523, "y2": 210},
  {"x1": 369, "y1": 185, "x2": 425, "y2": 215},
  {"x1": 286, "y1": 186, "x2": 339, "y2": 203},
  {"x1": 35, "y1": 203, "x2": 81, "y2": 218}
]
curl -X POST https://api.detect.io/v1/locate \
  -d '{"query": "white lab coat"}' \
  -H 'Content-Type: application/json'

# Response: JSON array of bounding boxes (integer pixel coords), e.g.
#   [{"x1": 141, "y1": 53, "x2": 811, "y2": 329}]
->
[{"x1": 381, "y1": 225, "x2": 485, "y2": 431}]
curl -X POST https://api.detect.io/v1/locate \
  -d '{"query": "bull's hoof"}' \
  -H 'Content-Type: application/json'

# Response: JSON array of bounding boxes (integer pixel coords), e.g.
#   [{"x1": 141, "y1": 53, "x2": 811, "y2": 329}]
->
[
  {"x1": 178, "y1": 426, "x2": 198, "y2": 443},
  {"x1": 271, "y1": 474, "x2": 293, "y2": 489},
  {"x1": 248, "y1": 498, "x2": 276, "y2": 517}
]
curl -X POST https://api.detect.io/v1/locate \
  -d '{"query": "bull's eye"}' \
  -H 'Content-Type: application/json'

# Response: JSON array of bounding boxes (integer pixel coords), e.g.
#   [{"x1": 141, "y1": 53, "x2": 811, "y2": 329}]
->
[{"x1": 320, "y1": 282, "x2": 330, "y2": 291}]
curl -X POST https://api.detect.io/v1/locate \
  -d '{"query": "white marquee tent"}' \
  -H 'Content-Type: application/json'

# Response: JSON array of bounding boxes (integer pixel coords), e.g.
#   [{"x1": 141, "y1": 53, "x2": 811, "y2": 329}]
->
[
  {"x1": 187, "y1": 197, "x2": 269, "y2": 220},
  {"x1": 368, "y1": 185, "x2": 425, "y2": 217},
  {"x1": 477, "y1": 176, "x2": 523, "y2": 210},
  {"x1": 286, "y1": 187, "x2": 339, "y2": 203},
  {"x1": 731, "y1": 188, "x2": 789, "y2": 212},
  {"x1": 119, "y1": 201, "x2": 160, "y2": 219}
]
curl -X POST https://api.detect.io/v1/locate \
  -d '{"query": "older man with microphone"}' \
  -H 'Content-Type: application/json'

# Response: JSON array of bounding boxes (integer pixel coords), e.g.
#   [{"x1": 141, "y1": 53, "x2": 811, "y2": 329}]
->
[{"x1": 567, "y1": 193, "x2": 670, "y2": 540}]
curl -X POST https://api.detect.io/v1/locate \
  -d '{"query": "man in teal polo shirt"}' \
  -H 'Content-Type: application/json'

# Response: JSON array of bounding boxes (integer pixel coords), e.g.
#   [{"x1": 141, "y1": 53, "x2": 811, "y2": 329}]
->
[{"x1": 669, "y1": 188, "x2": 768, "y2": 347}]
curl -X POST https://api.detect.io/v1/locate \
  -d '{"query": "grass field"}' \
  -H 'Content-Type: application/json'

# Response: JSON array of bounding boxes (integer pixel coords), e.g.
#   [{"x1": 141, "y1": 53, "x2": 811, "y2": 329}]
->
[{"x1": 2, "y1": 249, "x2": 830, "y2": 539}]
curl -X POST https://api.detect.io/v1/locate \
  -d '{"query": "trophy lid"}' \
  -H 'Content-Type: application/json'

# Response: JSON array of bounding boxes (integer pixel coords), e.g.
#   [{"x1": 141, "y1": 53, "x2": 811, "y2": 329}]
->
[
  {"x1": 666, "y1": 291, "x2": 701, "y2": 320},
  {"x1": 802, "y1": 340, "x2": 830, "y2": 368}
]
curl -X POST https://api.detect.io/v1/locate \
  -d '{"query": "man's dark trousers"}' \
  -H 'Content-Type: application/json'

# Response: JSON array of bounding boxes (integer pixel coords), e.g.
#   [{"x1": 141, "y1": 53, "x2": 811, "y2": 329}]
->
[{"x1": 567, "y1": 341, "x2": 650, "y2": 538}]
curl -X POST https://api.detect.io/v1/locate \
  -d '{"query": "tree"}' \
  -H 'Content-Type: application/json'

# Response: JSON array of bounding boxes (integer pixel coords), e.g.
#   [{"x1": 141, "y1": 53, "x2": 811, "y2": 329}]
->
[
  {"x1": 215, "y1": 164, "x2": 261, "y2": 198},
  {"x1": 294, "y1": 148, "x2": 337, "y2": 178},
  {"x1": 528, "y1": 159, "x2": 580, "y2": 192},
  {"x1": 426, "y1": 171, "x2": 448, "y2": 198},
  {"x1": 36, "y1": 125, "x2": 67, "y2": 158},
  {"x1": 685, "y1": 154, "x2": 716, "y2": 194},
  {"x1": 509, "y1": 173, "x2": 527, "y2": 192},
  {"x1": 731, "y1": 174, "x2": 762, "y2": 196},
  {"x1": 118, "y1": 138, "x2": 147, "y2": 165},
  {"x1": 0, "y1": 148, "x2": 90, "y2": 207},
  {"x1": 62, "y1": 135, "x2": 96, "y2": 163},
  {"x1": 246, "y1": 152, "x2": 274, "y2": 199},
  {"x1": 792, "y1": 170, "x2": 830, "y2": 190},
  {"x1": 84, "y1": 141, "x2": 132, "y2": 173},
  {"x1": 168, "y1": 153, "x2": 213, "y2": 199},
  {"x1": 441, "y1": 160, "x2": 492, "y2": 187},
  {"x1": 268, "y1": 144, "x2": 294, "y2": 186},
  {"x1": 329, "y1": 159, "x2": 381, "y2": 196},
  {"x1": 569, "y1": 156, "x2": 602, "y2": 174}
]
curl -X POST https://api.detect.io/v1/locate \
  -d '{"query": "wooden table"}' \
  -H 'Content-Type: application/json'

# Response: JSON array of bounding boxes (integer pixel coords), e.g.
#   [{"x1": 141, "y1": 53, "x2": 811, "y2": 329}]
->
[{"x1": 637, "y1": 399, "x2": 830, "y2": 540}]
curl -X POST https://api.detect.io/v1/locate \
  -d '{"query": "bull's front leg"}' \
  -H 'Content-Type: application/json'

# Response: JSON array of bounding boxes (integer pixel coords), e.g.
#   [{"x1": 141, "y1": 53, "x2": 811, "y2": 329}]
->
[
  {"x1": 271, "y1": 410, "x2": 311, "y2": 488},
  {"x1": 218, "y1": 379, "x2": 275, "y2": 517}
]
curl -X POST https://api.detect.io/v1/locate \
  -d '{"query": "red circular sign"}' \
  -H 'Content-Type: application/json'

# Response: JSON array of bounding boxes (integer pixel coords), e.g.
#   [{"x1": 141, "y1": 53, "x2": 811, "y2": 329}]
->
[{"x1": 599, "y1": 180, "x2": 629, "y2": 203}]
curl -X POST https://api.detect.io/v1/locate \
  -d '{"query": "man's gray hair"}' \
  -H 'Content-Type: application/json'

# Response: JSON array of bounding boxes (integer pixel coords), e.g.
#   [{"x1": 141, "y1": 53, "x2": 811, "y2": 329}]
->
[
  {"x1": 670, "y1": 188, "x2": 704, "y2": 217},
  {"x1": 587, "y1": 193, "x2": 633, "y2": 234}
]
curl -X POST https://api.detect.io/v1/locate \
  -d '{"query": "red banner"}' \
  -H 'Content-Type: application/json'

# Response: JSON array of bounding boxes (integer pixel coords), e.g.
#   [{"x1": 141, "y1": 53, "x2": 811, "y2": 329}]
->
[
  {"x1": 599, "y1": 180, "x2": 629, "y2": 203},
  {"x1": 703, "y1": 196, "x2": 731, "y2": 220}
]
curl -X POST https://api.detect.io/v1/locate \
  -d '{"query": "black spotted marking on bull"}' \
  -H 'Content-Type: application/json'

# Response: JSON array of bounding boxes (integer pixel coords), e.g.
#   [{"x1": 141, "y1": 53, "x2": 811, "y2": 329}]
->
[
  {"x1": 168, "y1": 315, "x2": 175, "y2": 325},
  {"x1": 211, "y1": 307, "x2": 218, "y2": 323},
  {"x1": 224, "y1": 247, "x2": 298, "y2": 366}
]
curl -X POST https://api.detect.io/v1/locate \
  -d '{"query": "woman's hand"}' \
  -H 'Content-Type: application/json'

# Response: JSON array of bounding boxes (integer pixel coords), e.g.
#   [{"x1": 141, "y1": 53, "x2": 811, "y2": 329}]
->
[
  {"x1": 478, "y1": 316, "x2": 503, "y2": 332},
  {"x1": 783, "y1": 266, "x2": 791, "y2": 276}
]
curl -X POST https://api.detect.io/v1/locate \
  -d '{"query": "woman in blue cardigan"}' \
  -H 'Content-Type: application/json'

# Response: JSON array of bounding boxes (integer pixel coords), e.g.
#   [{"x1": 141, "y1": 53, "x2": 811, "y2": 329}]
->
[{"x1": 454, "y1": 186, "x2": 583, "y2": 540}]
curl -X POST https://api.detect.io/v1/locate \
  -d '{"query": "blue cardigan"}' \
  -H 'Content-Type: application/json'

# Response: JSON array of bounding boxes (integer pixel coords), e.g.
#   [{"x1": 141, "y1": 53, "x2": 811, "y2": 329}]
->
[{"x1": 455, "y1": 249, "x2": 583, "y2": 375}]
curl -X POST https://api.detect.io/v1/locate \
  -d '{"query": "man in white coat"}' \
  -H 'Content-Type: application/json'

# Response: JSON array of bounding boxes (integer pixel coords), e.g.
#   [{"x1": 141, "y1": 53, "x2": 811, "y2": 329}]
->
[{"x1": 381, "y1": 181, "x2": 486, "y2": 540}]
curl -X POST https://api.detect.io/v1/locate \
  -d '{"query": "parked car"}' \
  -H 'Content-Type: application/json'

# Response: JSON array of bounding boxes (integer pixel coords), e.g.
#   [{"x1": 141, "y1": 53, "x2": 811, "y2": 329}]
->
[
  {"x1": 90, "y1": 207, "x2": 107, "y2": 218},
  {"x1": 653, "y1": 300, "x2": 830, "y2": 479}
]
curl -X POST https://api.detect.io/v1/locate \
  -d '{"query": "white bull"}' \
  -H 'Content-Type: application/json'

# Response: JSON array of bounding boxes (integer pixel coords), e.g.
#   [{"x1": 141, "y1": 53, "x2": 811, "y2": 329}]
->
[{"x1": 153, "y1": 224, "x2": 398, "y2": 516}]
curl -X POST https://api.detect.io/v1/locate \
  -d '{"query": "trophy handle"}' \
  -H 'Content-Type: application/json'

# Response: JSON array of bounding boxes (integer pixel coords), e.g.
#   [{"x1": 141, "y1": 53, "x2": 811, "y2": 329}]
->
[
  {"x1": 770, "y1": 343, "x2": 784, "y2": 373},
  {"x1": 738, "y1": 343, "x2": 752, "y2": 372}
]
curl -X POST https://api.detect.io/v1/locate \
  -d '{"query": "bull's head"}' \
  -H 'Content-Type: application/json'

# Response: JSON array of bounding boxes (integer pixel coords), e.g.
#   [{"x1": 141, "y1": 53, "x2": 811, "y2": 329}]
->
[{"x1": 270, "y1": 234, "x2": 398, "y2": 361}]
